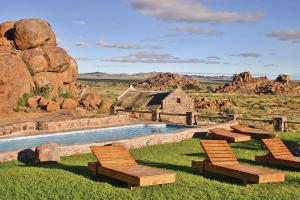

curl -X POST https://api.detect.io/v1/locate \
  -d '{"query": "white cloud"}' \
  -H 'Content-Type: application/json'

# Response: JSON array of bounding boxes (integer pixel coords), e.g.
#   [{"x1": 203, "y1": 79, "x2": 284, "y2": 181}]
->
[
  {"x1": 101, "y1": 51, "x2": 220, "y2": 64},
  {"x1": 96, "y1": 40, "x2": 143, "y2": 49},
  {"x1": 132, "y1": 0, "x2": 264, "y2": 23},
  {"x1": 72, "y1": 20, "x2": 87, "y2": 25},
  {"x1": 230, "y1": 52, "x2": 261, "y2": 58},
  {"x1": 207, "y1": 56, "x2": 221, "y2": 60},
  {"x1": 96, "y1": 40, "x2": 162, "y2": 50},
  {"x1": 266, "y1": 30, "x2": 300, "y2": 43},
  {"x1": 57, "y1": 38, "x2": 87, "y2": 48},
  {"x1": 170, "y1": 26, "x2": 224, "y2": 36}
]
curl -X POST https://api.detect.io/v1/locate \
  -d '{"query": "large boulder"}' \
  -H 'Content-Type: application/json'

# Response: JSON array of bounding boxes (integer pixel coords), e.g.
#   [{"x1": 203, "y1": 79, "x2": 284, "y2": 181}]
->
[
  {"x1": 33, "y1": 72, "x2": 63, "y2": 97},
  {"x1": 13, "y1": 19, "x2": 56, "y2": 50},
  {"x1": 22, "y1": 47, "x2": 48, "y2": 75},
  {"x1": 42, "y1": 46, "x2": 70, "y2": 72},
  {"x1": 0, "y1": 52, "x2": 34, "y2": 113},
  {"x1": 0, "y1": 37, "x2": 12, "y2": 48},
  {"x1": 80, "y1": 93, "x2": 101, "y2": 110},
  {"x1": 35, "y1": 142, "x2": 60, "y2": 163},
  {"x1": 0, "y1": 21, "x2": 15, "y2": 40},
  {"x1": 62, "y1": 57, "x2": 78, "y2": 83}
]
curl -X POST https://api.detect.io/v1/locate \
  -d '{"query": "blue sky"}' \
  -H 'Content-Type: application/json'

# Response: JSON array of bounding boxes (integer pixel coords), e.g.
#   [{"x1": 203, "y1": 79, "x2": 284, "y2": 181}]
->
[{"x1": 1, "y1": 0, "x2": 300, "y2": 78}]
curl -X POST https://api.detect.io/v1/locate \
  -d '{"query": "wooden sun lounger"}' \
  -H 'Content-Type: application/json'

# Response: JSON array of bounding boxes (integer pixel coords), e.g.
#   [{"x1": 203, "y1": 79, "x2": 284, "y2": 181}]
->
[
  {"x1": 230, "y1": 125, "x2": 273, "y2": 139},
  {"x1": 192, "y1": 140, "x2": 285, "y2": 185},
  {"x1": 255, "y1": 138, "x2": 300, "y2": 169},
  {"x1": 88, "y1": 145, "x2": 176, "y2": 190},
  {"x1": 209, "y1": 128, "x2": 251, "y2": 143}
]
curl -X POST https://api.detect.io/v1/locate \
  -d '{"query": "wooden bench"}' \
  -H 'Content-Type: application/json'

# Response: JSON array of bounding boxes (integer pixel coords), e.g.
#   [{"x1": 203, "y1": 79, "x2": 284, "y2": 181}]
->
[
  {"x1": 192, "y1": 140, "x2": 285, "y2": 185},
  {"x1": 230, "y1": 125, "x2": 273, "y2": 139},
  {"x1": 209, "y1": 128, "x2": 251, "y2": 143},
  {"x1": 255, "y1": 138, "x2": 300, "y2": 169},
  {"x1": 88, "y1": 145, "x2": 176, "y2": 190}
]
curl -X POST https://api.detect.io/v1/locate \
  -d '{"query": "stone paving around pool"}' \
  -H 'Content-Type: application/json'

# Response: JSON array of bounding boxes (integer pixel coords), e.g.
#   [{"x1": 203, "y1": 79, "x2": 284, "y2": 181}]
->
[{"x1": 0, "y1": 118, "x2": 238, "y2": 162}]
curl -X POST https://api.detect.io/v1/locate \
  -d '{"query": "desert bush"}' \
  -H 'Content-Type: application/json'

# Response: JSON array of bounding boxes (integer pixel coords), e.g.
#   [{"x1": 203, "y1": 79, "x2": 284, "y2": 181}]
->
[
  {"x1": 183, "y1": 84, "x2": 201, "y2": 91},
  {"x1": 17, "y1": 93, "x2": 31, "y2": 107},
  {"x1": 33, "y1": 84, "x2": 52, "y2": 98},
  {"x1": 59, "y1": 90, "x2": 73, "y2": 99},
  {"x1": 224, "y1": 108, "x2": 236, "y2": 115}
]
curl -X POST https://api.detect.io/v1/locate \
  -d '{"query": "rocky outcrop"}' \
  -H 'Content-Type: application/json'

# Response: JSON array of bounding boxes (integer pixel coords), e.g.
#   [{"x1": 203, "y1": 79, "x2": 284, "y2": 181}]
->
[
  {"x1": 194, "y1": 97, "x2": 234, "y2": 111},
  {"x1": 217, "y1": 72, "x2": 300, "y2": 96},
  {"x1": 0, "y1": 19, "x2": 78, "y2": 113},
  {"x1": 135, "y1": 72, "x2": 201, "y2": 90}
]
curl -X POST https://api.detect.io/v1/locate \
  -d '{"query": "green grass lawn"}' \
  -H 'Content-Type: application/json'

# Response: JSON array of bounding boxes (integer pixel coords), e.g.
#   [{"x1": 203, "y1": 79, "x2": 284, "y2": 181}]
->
[{"x1": 0, "y1": 133, "x2": 299, "y2": 200}]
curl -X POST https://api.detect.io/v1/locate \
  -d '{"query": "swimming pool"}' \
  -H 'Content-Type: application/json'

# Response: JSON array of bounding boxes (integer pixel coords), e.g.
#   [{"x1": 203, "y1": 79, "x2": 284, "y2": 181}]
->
[{"x1": 0, "y1": 124, "x2": 190, "y2": 152}]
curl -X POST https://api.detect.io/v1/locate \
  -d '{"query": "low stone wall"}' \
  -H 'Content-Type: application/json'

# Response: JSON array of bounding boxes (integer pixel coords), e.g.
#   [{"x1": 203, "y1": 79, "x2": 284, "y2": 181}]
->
[
  {"x1": 37, "y1": 114, "x2": 129, "y2": 131},
  {"x1": 0, "y1": 114, "x2": 129, "y2": 136},
  {"x1": 0, "y1": 121, "x2": 238, "y2": 162},
  {"x1": 0, "y1": 122, "x2": 37, "y2": 136}
]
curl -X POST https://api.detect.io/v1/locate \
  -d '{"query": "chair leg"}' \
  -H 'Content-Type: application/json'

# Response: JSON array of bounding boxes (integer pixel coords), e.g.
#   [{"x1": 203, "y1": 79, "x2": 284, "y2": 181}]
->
[
  {"x1": 242, "y1": 179, "x2": 248, "y2": 186},
  {"x1": 128, "y1": 183, "x2": 133, "y2": 190}
]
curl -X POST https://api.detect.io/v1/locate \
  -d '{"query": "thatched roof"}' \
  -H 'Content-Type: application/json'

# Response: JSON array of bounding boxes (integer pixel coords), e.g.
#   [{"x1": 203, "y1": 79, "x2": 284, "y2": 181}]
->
[{"x1": 112, "y1": 88, "x2": 170, "y2": 110}]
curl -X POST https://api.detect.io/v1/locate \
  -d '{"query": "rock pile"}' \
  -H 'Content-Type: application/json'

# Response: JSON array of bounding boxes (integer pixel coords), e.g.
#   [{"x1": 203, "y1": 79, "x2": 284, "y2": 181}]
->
[
  {"x1": 0, "y1": 19, "x2": 78, "y2": 113},
  {"x1": 217, "y1": 72, "x2": 300, "y2": 96},
  {"x1": 194, "y1": 97, "x2": 234, "y2": 111},
  {"x1": 135, "y1": 72, "x2": 201, "y2": 90}
]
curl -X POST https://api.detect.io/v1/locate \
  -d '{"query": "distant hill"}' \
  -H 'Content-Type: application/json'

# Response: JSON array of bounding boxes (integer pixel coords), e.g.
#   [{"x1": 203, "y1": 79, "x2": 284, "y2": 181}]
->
[{"x1": 78, "y1": 72, "x2": 232, "y2": 83}]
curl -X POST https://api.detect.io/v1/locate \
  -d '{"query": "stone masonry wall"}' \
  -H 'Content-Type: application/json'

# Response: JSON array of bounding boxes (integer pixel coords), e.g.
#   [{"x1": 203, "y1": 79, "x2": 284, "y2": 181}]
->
[
  {"x1": 0, "y1": 122, "x2": 37, "y2": 136},
  {"x1": 0, "y1": 114, "x2": 129, "y2": 136},
  {"x1": 161, "y1": 88, "x2": 194, "y2": 124}
]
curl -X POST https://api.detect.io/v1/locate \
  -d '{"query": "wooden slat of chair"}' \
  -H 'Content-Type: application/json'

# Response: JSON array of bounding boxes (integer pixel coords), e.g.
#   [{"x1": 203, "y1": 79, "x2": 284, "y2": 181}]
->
[
  {"x1": 196, "y1": 140, "x2": 285, "y2": 185},
  {"x1": 200, "y1": 140, "x2": 238, "y2": 165},
  {"x1": 230, "y1": 125, "x2": 273, "y2": 139},
  {"x1": 262, "y1": 139, "x2": 293, "y2": 159},
  {"x1": 89, "y1": 145, "x2": 176, "y2": 189},
  {"x1": 209, "y1": 128, "x2": 251, "y2": 142},
  {"x1": 90, "y1": 145, "x2": 137, "y2": 167}
]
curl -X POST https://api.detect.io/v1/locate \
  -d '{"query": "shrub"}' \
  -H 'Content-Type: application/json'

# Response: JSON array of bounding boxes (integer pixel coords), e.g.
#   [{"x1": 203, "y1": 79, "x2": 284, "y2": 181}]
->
[
  {"x1": 224, "y1": 108, "x2": 236, "y2": 115},
  {"x1": 206, "y1": 86, "x2": 214, "y2": 93},
  {"x1": 183, "y1": 84, "x2": 201, "y2": 91},
  {"x1": 59, "y1": 90, "x2": 73, "y2": 99},
  {"x1": 33, "y1": 84, "x2": 52, "y2": 98},
  {"x1": 13, "y1": 106, "x2": 20, "y2": 112},
  {"x1": 17, "y1": 93, "x2": 31, "y2": 107}
]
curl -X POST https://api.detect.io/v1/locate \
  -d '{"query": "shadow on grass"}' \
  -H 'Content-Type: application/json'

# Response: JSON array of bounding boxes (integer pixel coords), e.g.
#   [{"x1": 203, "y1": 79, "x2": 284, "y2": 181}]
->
[
  {"x1": 136, "y1": 160, "x2": 198, "y2": 175},
  {"x1": 231, "y1": 140, "x2": 262, "y2": 151},
  {"x1": 183, "y1": 152, "x2": 206, "y2": 157},
  {"x1": 136, "y1": 160, "x2": 244, "y2": 185},
  {"x1": 18, "y1": 162, "x2": 127, "y2": 188}
]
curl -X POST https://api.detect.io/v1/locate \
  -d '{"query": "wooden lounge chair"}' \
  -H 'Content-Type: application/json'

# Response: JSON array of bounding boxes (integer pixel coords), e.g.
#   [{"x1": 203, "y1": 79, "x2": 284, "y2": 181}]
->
[
  {"x1": 88, "y1": 145, "x2": 176, "y2": 190},
  {"x1": 209, "y1": 128, "x2": 251, "y2": 143},
  {"x1": 255, "y1": 138, "x2": 300, "y2": 169},
  {"x1": 230, "y1": 125, "x2": 273, "y2": 139},
  {"x1": 192, "y1": 140, "x2": 285, "y2": 185}
]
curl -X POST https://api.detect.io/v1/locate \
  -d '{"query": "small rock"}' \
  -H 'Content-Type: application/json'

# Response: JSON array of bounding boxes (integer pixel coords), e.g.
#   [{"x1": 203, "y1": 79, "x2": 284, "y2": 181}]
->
[
  {"x1": 35, "y1": 142, "x2": 60, "y2": 163},
  {"x1": 27, "y1": 97, "x2": 37, "y2": 109},
  {"x1": 61, "y1": 98, "x2": 77, "y2": 109},
  {"x1": 46, "y1": 101, "x2": 60, "y2": 112}
]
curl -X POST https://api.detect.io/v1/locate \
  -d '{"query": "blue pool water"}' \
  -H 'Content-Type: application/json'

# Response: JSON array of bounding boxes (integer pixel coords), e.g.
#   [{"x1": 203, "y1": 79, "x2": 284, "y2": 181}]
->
[{"x1": 0, "y1": 124, "x2": 190, "y2": 152}]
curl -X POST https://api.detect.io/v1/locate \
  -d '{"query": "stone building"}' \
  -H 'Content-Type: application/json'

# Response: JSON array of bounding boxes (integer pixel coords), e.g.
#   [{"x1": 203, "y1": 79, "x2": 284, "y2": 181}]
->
[{"x1": 111, "y1": 86, "x2": 194, "y2": 123}]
